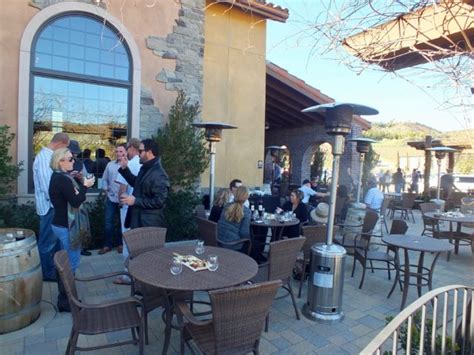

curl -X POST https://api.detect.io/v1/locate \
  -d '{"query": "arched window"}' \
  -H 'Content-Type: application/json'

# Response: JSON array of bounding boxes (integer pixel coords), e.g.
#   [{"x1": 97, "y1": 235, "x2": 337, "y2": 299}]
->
[{"x1": 30, "y1": 13, "x2": 131, "y2": 187}]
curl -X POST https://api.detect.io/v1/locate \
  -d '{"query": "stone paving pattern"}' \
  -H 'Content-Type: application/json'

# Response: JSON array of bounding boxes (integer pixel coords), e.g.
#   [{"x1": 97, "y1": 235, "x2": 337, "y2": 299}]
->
[{"x1": 1, "y1": 210, "x2": 473, "y2": 354}]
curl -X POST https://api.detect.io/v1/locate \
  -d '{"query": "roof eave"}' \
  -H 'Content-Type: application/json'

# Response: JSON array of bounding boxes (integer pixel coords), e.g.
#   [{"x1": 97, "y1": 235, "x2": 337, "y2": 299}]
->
[{"x1": 213, "y1": 0, "x2": 289, "y2": 23}]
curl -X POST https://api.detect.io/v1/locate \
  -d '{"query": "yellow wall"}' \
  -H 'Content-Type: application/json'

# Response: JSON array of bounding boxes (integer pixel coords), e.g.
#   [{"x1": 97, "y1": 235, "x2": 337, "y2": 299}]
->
[
  {"x1": 202, "y1": 3, "x2": 267, "y2": 189},
  {"x1": 0, "y1": 0, "x2": 179, "y2": 161}
]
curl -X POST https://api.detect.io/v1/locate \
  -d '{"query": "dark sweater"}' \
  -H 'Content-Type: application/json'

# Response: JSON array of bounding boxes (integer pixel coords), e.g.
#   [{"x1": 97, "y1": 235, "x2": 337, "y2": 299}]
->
[
  {"x1": 208, "y1": 205, "x2": 223, "y2": 223},
  {"x1": 49, "y1": 172, "x2": 87, "y2": 227},
  {"x1": 281, "y1": 201, "x2": 308, "y2": 238}
]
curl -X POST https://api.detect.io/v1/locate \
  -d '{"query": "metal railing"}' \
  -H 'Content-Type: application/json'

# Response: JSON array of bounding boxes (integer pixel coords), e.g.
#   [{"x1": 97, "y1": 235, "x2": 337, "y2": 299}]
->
[{"x1": 361, "y1": 285, "x2": 473, "y2": 354}]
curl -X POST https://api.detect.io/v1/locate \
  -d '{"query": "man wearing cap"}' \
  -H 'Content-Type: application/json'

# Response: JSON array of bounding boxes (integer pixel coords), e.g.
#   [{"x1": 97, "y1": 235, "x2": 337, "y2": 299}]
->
[
  {"x1": 299, "y1": 179, "x2": 329, "y2": 204},
  {"x1": 33, "y1": 132, "x2": 70, "y2": 281},
  {"x1": 364, "y1": 177, "x2": 384, "y2": 211}
]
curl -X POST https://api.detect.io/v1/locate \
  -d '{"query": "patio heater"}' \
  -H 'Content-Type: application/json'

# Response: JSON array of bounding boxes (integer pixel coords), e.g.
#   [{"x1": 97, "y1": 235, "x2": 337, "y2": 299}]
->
[
  {"x1": 427, "y1": 146, "x2": 457, "y2": 203},
  {"x1": 193, "y1": 122, "x2": 237, "y2": 207},
  {"x1": 348, "y1": 137, "x2": 377, "y2": 207},
  {"x1": 301, "y1": 103, "x2": 378, "y2": 322}
]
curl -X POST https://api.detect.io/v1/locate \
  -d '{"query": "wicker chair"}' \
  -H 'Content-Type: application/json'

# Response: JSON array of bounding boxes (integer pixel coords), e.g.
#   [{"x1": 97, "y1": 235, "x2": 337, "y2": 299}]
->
[
  {"x1": 379, "y1": 198, "x2": 391, "y2": 234},
  {"x1": 195, "y1": 204, "x2": 207, "y2": 218},
  {"x1": 54, "y1": 251, "x2": 145, "y2": 355},
  {"x1": 296, "y1": 225, "x2": 339, "y2": 298},
  {"x1": 176, "y1": 280, "x2": 281, "y2": 355},
  {"x1": 251, "y1": 236, "x2": 306, "y2": 331},
  {"x1": 195, "y1": 216, "x2": 252, "y2": 254},
  {"x1": 390, "y1": 193, "x2": 416, "y2": 222},
  {"x1": 334, "y1": 210, "x2": 379, "y2": 254},
  {"x1": 122, "y1": 227, "x2": 172, "y2": 347}
]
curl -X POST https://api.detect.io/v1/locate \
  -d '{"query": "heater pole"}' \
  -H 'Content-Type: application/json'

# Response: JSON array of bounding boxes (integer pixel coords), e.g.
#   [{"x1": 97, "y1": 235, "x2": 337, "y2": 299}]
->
[
  {"x1": 326, "y1": 135, "x2": 344, "y2": 246},
  {"x1": 356, "y1": 153, "x2": 365, "y2": 205},
  {"x1": 209, "y1": 141, "x2": 216, "y2": 207}
]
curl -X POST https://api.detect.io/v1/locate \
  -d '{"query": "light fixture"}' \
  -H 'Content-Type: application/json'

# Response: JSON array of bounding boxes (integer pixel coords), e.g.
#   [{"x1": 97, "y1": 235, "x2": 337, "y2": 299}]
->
[
  {"x1": 348, "y1": 137, "x2": 377, "y2": 206},
  {"x1": 426, "y1": 147, "x2": 457, "y2": 202},
  {"x1": 193, "y1": 122, "x2": 237, "y2": 206}
]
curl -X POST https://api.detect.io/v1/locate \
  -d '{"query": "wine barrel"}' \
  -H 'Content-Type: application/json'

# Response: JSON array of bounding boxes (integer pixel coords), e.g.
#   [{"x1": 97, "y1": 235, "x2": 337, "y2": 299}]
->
[
  {"x1": 343, "y1": 206, "x2": 367, "y2": 252},
  {"x1": 0, "y1": 229, "x2": 42, "y2": 334}
]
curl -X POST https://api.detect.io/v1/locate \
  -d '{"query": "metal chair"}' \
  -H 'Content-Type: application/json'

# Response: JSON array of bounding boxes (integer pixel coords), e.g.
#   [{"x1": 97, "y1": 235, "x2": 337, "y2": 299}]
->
[
  {"x1": 379, "y1": 198, "x2": 391, "y2": 234},
  {"x1": 419, "y1": 202, "x2": 439, "y2": 237},
  {"x1": 54, "y1": 251, "x2": 145, "y2": 355},
  {"x1": 176, "y1": 281, "x2": 281, "y2": 355},
  {"x1": 334, "y1": 209, "x2": 379, "y2": 254},
  {"x1": 390, "y1": 193, "x2": 416, "y2": 222},
  {"x1": 251, "y1": 237, "x2": 306, "y2": 331},
  {"x1": 195, "y1": 216, "x2": 251, "y2": 254}
]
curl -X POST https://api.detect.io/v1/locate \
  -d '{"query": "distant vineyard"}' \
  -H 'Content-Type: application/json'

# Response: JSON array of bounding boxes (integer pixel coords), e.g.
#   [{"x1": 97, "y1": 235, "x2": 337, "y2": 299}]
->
[{"x1": 364, "y1": 121, "x2": 440, "y2": 141}]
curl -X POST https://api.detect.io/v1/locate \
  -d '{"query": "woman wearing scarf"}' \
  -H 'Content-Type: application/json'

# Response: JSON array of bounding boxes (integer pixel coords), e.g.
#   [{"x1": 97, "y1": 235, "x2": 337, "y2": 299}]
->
[{"x1": 49, "y1": 147, "x2": 94, "y2": 311}]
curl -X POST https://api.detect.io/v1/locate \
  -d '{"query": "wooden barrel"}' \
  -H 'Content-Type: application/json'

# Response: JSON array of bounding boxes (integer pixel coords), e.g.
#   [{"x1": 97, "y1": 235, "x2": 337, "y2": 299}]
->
[
  {"x1": 343, "y1": 206, "x2": 367, "y2": 250},
  {"x1": 0, "y1": 228, "x2": 42, "y2": 334}
]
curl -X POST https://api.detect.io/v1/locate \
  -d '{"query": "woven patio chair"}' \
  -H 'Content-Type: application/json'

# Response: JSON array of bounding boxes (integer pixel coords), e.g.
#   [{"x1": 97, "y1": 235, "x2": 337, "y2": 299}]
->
[
  {"x1": 176, "y1": 280, "x2": 281, "y2": 355},
  {"x1": 296, "y1": 225, "x2": 339, "y2": 298},
  {"x1": 195, "y1": 204, "x2": 207, "y2": 218},
  {"x1": 379, "y1": 198, "x2": 391, "y2": 234},
  {"x1": 386, "y1": 219, "x2": 408, "y2": 298},
  {"x1": 195, "y1": 216, "x2": 252, "y2": 254},
  {"x1": 54, "y1": 251, "x2": 145, "y2": 355},
  {"x1": 251, "y1": 236, "x2": 305, "y2": 331},
  {"x1": 390, "y1": 193, "x2": 416, "y2": 222},
  {"x1": 122, "y1": 227, "x2": 170, "y2": 346},
  {"x1": 335, "y1": 209, "x2": 379, "y2": 254}
]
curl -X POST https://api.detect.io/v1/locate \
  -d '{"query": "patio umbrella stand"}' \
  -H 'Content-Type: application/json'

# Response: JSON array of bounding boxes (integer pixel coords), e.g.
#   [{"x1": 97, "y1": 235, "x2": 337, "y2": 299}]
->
[{"x1": 301, "y1": 103, "x2": 378, "y2": 322}]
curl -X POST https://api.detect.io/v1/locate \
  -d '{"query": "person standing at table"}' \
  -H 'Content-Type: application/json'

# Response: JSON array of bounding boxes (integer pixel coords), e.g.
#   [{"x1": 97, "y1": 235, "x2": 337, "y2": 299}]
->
[
  {"x1": 276, "y1": 190, "x2": 308, "y2": 238},
  {"x1": 440, "y1": 168, "x2": 460, "y2": 199},
  {"x1": 393, "y1": 168, "x2": 405, "y2": 193},
  {"x1": 99, "y1": 144, "x2": 127, "y2": 254},
  {"x1": 217, "y1": 186, "x2": 251, "y2": 251},
  {"x1": 411, "y1": 168, "x2": 420, "y2": 194},
  {"x1": 49, "y1": 148, "x2": 95, "y2": 311},
  {"x1": 33, "y1": 132, "x2": 70, "y2": 282},
  {"x1": 299, "y1": 179, "x2": 329, "y2": 204},
  {"x1": 364, "y1": 178, "x2": 384, "y2": 212},
  {"x1": 118, "y1": 139, "x2": 170, "y2": 228}
]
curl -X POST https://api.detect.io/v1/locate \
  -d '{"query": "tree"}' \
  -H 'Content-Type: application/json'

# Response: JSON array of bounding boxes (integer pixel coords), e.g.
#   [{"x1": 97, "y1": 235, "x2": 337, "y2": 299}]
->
[
  {"x1": 362, "y1": 145, "x2": 380, "y2": 193},
  {"x1": 154, "y1": 91, "x2": 209, "y2": 241},
  {"x1": 0, "y1": 125, "x2": 23, "y2": 196},
  {"x1": 154, "y1": 91, "x2": 208, "y2": 189}
]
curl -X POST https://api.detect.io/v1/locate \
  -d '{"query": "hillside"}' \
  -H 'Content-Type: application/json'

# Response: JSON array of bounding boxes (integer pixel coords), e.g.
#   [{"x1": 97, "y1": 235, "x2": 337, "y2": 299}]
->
[{"x1": 364, "y1": 121, "x2": 441, "y2": 141}]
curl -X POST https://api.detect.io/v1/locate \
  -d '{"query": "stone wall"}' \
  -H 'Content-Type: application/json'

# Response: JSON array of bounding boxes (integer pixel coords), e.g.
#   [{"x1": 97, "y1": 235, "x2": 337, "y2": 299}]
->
[{"x1": 265, "y1": 122, "x2": 363, "y2": 191}]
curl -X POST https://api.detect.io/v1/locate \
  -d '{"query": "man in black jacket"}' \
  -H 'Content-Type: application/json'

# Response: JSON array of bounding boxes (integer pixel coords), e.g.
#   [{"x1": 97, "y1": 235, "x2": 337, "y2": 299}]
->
[{"x1": 118, "y1": 139, "x2": 170, "y2": 228}]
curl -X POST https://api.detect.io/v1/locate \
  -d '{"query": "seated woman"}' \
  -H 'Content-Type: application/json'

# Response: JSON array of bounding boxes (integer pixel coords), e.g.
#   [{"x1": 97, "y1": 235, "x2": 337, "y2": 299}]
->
[
  {"x1": 277, "y1": 190, "x2": 309, "y2": 238},
  {"x1": 217, "y1": 186, "x2": 251, "y2": 252},
  {"x1": 209, "y1": 188, "x2": 232, "y2": 223}
]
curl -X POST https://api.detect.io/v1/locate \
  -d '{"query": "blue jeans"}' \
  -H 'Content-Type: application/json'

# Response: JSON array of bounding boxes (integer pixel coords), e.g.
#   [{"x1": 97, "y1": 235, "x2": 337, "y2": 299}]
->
[
  {"x1": 104, "y1": 199, "x2": 122, "y2": 248},
  {"x1": 38, "y1": 208, "x2": 59, "y2": 280},
  {"x1": 52, "y1": 225, "x2": 81, "y2": 273},
  {"x1": 395, "y1": 183, "x2": 403, "y2": 193}
]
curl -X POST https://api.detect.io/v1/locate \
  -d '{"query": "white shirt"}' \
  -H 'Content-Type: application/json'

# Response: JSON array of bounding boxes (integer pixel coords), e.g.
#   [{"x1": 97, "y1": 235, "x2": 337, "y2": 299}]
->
[
  {"x1": 116, "y1": 155, "x2": 141, "y2": 195},
  {"x1": 33, "y1": 147, "x2": 53, "y2": 216},
  {"x1": 298, "y1": 185, "x2": 317, "y2": 203},
  {"x1": 364, "y1": 187, "x2": 384, "y2": 210}
]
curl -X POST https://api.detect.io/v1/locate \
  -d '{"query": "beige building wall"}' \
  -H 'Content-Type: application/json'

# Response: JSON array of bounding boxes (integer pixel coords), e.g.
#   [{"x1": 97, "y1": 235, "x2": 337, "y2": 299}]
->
[
  {"x1": 202, "y1": 3, "x2": 267, "y2": 190},
  {"x1": 0, "y1": 0, "x2": 179, "y2": 177}
]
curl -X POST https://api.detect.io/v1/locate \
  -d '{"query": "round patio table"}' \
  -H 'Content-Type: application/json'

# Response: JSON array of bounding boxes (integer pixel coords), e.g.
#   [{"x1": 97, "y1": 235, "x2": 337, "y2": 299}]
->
[
  {"x1": 424, "y1": 212, "x2": 474, "y2": 257},
  {"x1": 383, "y1": 234, "x2": 453, "y2": 310},
  {"x1": 250, "y1": 218, "x2": 300, "y2": 242},
  {"x1": 129, "y1": 245, "x2": 258, "y2": 291}
]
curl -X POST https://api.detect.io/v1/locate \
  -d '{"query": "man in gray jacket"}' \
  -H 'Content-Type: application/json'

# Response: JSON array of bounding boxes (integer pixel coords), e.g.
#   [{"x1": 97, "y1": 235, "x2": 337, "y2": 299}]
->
[{"x1": 118, "y1": 139, "x2": 170, "y2": 228}]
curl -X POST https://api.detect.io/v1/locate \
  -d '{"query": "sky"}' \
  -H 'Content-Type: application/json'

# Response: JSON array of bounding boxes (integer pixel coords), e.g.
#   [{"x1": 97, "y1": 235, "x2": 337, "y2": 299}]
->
[{"x1": 265, "y1": 1, "x2": 473, "y2": 132}]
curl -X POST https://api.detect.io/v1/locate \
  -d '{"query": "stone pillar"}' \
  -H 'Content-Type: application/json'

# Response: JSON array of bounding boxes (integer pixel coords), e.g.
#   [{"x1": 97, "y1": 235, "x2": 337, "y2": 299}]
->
[
  {"x1": 424, "y1": 135, "x2": 432, "y2": 195},
  {"x1": 448, "y1": 152, "x2": 455, "y2": 171}
]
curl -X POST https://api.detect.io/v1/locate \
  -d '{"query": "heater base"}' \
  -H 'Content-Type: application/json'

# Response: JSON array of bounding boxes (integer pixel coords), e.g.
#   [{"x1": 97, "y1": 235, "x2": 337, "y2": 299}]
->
[{"x1": 302, "y1": 304, "x2": 344, "y2": 323}]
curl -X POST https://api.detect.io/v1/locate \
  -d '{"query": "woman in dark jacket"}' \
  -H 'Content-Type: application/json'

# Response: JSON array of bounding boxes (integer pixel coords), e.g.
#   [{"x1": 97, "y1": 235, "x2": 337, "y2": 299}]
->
[
  {"x1": 277, "y1": 190, "x2": 308, "y2": 238},
  {"x1": 209, "y1": 188, "x2": 232, "y2": 223},
  {"x1": 217, "y1": 186, "x2": 251, "y2": 251},
  {"x1": 49, "y1": 147, "x2": 94, "y2": 311}
]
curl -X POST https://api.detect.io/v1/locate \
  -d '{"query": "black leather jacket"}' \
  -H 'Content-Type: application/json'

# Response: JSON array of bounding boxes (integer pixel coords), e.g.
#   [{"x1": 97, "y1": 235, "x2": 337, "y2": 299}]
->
[{"x1": 119, "y1": 158, "x2": 170, "y2": 228}]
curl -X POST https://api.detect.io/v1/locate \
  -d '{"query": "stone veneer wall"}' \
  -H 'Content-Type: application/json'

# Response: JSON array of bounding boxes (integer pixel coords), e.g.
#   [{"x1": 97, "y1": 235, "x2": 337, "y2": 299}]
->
[
  {"x1": 265, "y1": 123, "x2": 363, "y2": 190},
  {"x1": 32, "y1": 0, "x2": 205, "y2": 139}
]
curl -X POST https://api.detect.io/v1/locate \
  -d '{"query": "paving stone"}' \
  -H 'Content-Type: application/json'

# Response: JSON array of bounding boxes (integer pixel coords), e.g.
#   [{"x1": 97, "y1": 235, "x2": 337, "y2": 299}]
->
[
  {"x1": 357, "y1": 315, "x2": 387, "y2": 330},
  {"x1": 270, "y1": 336, "x2": 292, "y2": 350},
  {"x1": 279, "y1": 329, "x2": 304, "y2": 345},
  {"x1": 24, "y1": 340, "x2": 59, "y2": 355}
]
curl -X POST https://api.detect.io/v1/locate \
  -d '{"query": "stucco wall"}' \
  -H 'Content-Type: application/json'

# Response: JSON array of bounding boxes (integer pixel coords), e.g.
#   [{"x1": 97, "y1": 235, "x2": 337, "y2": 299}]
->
[{"x1": 201, "y1": 2, "x2": 267, "y2": 190}]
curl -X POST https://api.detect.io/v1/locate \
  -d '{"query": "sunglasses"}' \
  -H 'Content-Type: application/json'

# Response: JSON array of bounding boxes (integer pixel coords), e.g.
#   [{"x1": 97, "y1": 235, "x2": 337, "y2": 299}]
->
[
  {"x1": 139, "y1": 149, "x2": 146, "y2": 153},
  {"x1": 63, "y1": 157, "x2": 75, "y2": 162}
]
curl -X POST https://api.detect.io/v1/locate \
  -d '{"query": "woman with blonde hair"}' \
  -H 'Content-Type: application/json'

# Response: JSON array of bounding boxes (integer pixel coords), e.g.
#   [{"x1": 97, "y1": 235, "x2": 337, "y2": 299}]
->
[
  {"x1": 49, "y1": 147, "x2": 95, "y2": 311},
  {"x1": 217, "y1": 186, "x2": 251, "y2": 251},
  {"x1": 208, "y1": 188, "x2": 233, "y2": 222}
]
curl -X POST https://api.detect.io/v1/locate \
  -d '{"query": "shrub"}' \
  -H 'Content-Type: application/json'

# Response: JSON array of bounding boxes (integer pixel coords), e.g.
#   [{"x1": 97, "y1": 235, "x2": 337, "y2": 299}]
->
[
  {"x1": 0, "y1": 125, "x2": 23, "y2": 196},
  {"x1": 0, "y1": 200, "x2": 40, "y2": 236},
  {"x1": 164, "y1": 190, "x2": 200, "y2": 242}
]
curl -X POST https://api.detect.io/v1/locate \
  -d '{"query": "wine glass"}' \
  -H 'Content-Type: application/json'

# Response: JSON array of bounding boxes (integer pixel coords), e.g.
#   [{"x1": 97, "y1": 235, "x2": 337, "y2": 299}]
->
[
  {"x1": 208, "y1": 255, "x2": 218, "y2": 271},
  {"x1": 5, "y1": 233, "x2": 15, "y2": 243},
  {"x1": 170, "y1": 257, "x2": 182, "y2": 275}
]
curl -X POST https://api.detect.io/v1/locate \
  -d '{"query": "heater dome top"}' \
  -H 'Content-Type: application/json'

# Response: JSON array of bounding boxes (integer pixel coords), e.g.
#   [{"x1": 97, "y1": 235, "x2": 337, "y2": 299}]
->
[{"x1": 301, "y1": 102, "x2": 379, "y2": 116}]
